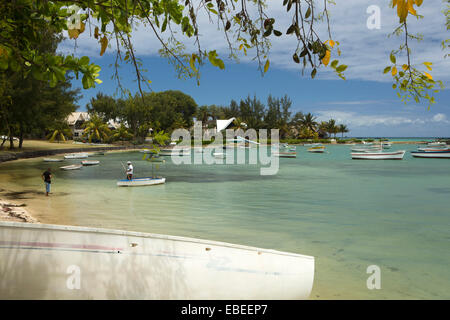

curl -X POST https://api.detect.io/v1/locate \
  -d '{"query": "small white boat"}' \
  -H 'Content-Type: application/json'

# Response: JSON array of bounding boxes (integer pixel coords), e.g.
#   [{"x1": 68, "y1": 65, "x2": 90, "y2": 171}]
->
[
  {"x1": 289, "y1": 147, "x2": 296, "y2": 151},
  {"x1": 303, "y1": 143, "x2": 322, "y2": 147},
  {"x1": 411, "y1": 150, "x2": 450, "y2": 158},
  {"x1": 351, "y1": 147, "x2": 381, "y2": 153},
  {"x1": 43, "y1": 158, "x2": 64, "y2": 162},
  {"x1": 381, "y1": 143, "x2": 392, "y2": 149},
  {"x1": 427, "y1": 141, "x2": 447, "y2": 147},
  {"x1": 81, "y1": 160, "x2": 100, "y2": 166},
  {"x1": 60, "y1": 164, "x2": 82, "y2": 170},
  {"x1": 351, "y1": 150, "x2": 406, "y2": 160},
  {"x1": 117, "y1": 177, "x2": 166, "y2": 187},
  {"x1": 0, "y1": 221, "x2": 314, "y2": 299},
  {"x1": 64, "y1": 153, "x2": 89, "y2": 159},
  {"x1": 308, "y1": 146, "x2": 325, "y2": 153},
  {"x1": 417, "y1": 146, "x2": 448, "y2": 152},
  {"x1": 273, "y1": 152, "x2": 297, "y2": 158}
]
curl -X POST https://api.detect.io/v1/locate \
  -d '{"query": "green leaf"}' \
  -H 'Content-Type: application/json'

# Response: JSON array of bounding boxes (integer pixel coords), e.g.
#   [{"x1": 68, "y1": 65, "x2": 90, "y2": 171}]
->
[
  {"x1": 311, "y1": 68, "x2": 317, "y2": 79},
  {"x1": 336, "y1": 65, "x2": 347, "y2": 72},
  {"x1": 383, "y1": 66, "x2": 392, "y2": 74},
  {"x1": 390, "y1": 53, "x2": 396, "y2": 64}
]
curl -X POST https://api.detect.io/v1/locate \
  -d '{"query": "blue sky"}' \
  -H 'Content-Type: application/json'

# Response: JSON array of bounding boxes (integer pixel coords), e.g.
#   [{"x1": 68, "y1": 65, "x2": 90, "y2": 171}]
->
[{"x1": 60, "y1": 0, "x2": 450, "y2": 137}]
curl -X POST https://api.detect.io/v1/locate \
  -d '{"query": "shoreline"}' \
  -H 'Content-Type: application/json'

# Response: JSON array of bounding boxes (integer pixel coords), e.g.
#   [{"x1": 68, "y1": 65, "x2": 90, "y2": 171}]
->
[{"x1": 0, "y1": 144, "x2": 142, "y2": 163}]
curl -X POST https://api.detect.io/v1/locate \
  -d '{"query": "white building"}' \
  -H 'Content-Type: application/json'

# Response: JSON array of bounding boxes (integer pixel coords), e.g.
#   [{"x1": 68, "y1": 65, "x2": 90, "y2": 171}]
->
[{"x1": 66, "y1": 112, "x2": 122, "y2": 138}]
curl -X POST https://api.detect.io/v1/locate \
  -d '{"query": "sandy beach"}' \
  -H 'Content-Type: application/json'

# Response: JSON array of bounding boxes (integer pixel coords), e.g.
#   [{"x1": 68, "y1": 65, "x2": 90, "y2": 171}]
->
[{"x1": 0, "y1": 198, "x2": 38, "y2": 223}]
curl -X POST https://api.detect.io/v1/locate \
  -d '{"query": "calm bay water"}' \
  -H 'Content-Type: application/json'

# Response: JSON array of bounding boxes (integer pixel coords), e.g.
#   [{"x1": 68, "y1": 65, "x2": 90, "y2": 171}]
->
[{"x1": 1, "y1": 143, "x2": 449, "y2": 299}]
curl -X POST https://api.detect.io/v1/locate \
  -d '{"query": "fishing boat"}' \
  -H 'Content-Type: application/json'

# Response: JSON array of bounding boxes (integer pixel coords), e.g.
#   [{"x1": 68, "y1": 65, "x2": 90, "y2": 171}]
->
[
  {"x1": 81, "y1": 160, "x2": 100, "y2": 166},
  {"x1": 117, "y1": 177, "x2": 166, "y2": 187},
  {"x1": 43, "y1": 158, "x2": 64, "y2": 162},
  {"x1": 381, "y1": 143, "x2": 392, "y2": 149},
  {"x1": 308, "y1": 146, "x2": 325, "y2": 153},
  {"x1": 60, "y1": 164, "x2": 82, "y2": 170},
  {"x1": 0, "y1": 221, "x2": 314, "y2": 299},
  {"x1": 64, "y1": 153, "x2": 89, "y2": 159},
  {"x1": 427, "y1": 141, "x2": 447, "y2": 147},
  {"x1": 411, "y1": 150, "x2": 450, "y2": 158},
  {"x1": 417, "y1": 146, "x2": 448, "y2": 152},
  {"x1": 273, "y1": 152, "x2": 297, "y2": 158},
  {"x1": 91, "y1": 151, "x2": 106, "y2": 156},
  {"x1": 351, "y1": 150, "x2": 406, "y2": 160},
  {"x1": 351, "y1": 147, "x2": 381, "y2": 153},
  {"x1": 303, "y1": 143, "x2": 322, "y2": 147}
]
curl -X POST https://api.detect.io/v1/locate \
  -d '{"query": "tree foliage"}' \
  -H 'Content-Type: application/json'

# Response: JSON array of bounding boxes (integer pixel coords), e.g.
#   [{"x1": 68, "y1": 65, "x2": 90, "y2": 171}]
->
[{"x1": 0, "y1": 0, "x2": 446, "y2": 109}]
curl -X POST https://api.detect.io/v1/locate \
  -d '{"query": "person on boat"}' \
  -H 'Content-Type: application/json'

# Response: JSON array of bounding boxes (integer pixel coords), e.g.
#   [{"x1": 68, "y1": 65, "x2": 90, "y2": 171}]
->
[
  {"x1": 42, "y1": 168, "x2": 52, "y2": 196},
  {"x1": 126, "y1": 161, "x2": 133, "y2": 180}
]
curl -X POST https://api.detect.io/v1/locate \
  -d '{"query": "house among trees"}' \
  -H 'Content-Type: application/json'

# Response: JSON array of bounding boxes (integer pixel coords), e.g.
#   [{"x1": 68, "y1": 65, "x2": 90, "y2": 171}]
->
[{"x1": 66, "y1": 112, "x2": 121, "y2": 138}]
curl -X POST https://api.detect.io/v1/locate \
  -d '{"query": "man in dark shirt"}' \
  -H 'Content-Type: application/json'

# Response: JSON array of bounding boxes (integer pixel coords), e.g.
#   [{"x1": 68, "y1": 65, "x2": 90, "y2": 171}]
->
[{"x1": 42, "y1": 168, "x2": 52, "y2": 196}]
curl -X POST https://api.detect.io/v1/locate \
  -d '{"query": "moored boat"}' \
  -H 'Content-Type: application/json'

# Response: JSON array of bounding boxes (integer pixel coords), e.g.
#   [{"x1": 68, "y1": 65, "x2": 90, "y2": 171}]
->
[
  {"x1": 273, "y1": 152, "x2": 297, "y2": 158},
  {"x1": 81, "y1": 160, "x2": 100, "y2": 166},
  {"x1": 351, "y1": 150, "x2": 406, "y2": 160},
  {"x1": 0, "y1": 221, "x2": 314, "y2": 299},
  {"x1": 43, "y1": 158, "x2": 64, "y2": 162},
  {"x1": 60, "y1": 164, "x2": 82, "y2": 170},
  {"x1": 117, "y1": 177, "x2": 166, "y2": 187},
  {"x1": 411, "y1": 150, "x2": 450, "y2": 158},
  {"x1": 64, "y1": 153, "x2": 89, "y2": 159},
  {"x1": 308, "y1": 146, "x2": 325, "y2": 153}
]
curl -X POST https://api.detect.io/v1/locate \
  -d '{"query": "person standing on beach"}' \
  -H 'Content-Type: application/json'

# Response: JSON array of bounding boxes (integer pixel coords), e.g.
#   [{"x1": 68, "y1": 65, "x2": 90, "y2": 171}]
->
[
  {"x1": 126, "y1": 161, "x2": 133, "y2": 180},
  {"x1": 42, "y1": 168, "x2": 52, "y2": 196}
]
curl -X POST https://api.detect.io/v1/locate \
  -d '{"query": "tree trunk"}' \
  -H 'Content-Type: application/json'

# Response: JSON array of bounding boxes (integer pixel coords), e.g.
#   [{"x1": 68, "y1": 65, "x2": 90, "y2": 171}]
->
[
  {"x1": 18, "y1": 124, "x2": 24, "y2": 148},
  {"x1": 9, "y1": 133, "x2": 14, "y2": 149}
]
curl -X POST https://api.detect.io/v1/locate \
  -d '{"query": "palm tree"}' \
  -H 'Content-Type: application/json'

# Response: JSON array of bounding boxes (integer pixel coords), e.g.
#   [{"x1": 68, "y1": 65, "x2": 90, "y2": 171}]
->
[
  {"x1": 46, "y1": 123, "x2": 72, "y2": 143},
  {"x1": 327, "y1": 119, "x2": 337, "y2": 138},
  {"x1": 112, "y1": 124, "x2": 133, "y2": 144},
  {"x1": 338, "y1": 124, "x2": 349, "y2": 138},
  {"x1": 233, "y1": 117, "x2": 247, "y2": 130},
  {"x1": 300, "y1": 113, "x2": 318, "y2": 132},
  {"x1": 196, "y1": 106, "x2": 210, "y2": 125},
  {"x1": 82, "y1": 114, "x2": 111, "y2": 143}
]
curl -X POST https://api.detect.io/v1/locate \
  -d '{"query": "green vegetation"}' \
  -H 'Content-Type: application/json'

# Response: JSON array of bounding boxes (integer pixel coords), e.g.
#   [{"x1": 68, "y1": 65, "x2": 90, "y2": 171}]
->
[
  {"x1": 197, "y1": 95, "x2": 349, "y2": 140},
  {"x1": 0, "y1": 0, "x2": 445, "y2": 109}
]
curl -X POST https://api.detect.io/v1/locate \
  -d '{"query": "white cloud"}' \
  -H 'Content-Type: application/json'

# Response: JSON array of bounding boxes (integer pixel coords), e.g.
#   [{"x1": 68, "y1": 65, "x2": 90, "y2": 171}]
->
[
  {"x1": 432, "y1": 113, "x2": 449, "y2": 123},
  {"x1": 57, "y1": 0, "x2": 450, "y2": 83}
]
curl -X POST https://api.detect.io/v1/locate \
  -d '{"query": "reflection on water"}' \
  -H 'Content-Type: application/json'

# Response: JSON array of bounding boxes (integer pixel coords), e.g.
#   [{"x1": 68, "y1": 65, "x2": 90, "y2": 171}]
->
[{"x1": 0, "y1": 144, "x2": 449, "y2": 299}]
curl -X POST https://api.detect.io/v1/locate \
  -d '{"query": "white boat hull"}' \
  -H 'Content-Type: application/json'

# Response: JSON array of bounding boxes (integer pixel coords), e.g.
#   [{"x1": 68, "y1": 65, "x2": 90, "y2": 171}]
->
[
  {"x1": 60, "y1": 165, "x2": 82, "y2": 170},
  {"x1": 411, "y1": 151, "x2": 450, "y2": 158},
  {"x1": 273, "y1": 152, "x2": 297, "y2": 158},
  {"x1": 43, "y1": 158, "x2": 64, "y2": 162},
  {"x1": 351, "y1": 150, "x2": 406, "y2": 160},
  {"x1": 81, "y1": 160, "x2": 100, "y2": 166},
  {"x1": 117, "y1": 177, "x2": 166, "y2": 187},
  {"x1": 64, "y1": 153, "x2": 89, "y2": 159},
  {"x1": 0, "y1": 221, "x2": 314, "y2": 299}
]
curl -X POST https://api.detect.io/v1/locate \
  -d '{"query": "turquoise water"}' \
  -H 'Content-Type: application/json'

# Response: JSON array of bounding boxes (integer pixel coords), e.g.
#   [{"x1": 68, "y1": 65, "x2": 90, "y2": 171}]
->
[{"x1": 1, "y1": 144, "x2": 449, "y2": 299}]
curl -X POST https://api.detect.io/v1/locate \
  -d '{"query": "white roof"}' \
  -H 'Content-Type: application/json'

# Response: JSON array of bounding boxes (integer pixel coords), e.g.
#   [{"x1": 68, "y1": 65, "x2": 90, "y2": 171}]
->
[
  {"x1": 66, "y1": 112, "x2": 89, "y2": 125},
  {"x1": 216, "y1": 117, "x2": 236, "y2": 132}
]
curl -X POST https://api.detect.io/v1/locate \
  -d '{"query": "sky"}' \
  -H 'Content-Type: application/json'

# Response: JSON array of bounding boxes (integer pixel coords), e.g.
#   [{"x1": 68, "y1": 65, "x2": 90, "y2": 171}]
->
[{"x1": 58, "y1": 0, "x2": 450, "y2": 137}]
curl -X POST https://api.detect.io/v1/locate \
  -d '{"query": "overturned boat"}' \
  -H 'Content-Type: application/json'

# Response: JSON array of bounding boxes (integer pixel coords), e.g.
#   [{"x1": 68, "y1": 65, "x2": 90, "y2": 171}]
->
[{"x1": 0, "y1": 221, "x2": 314, "y2": 299}]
